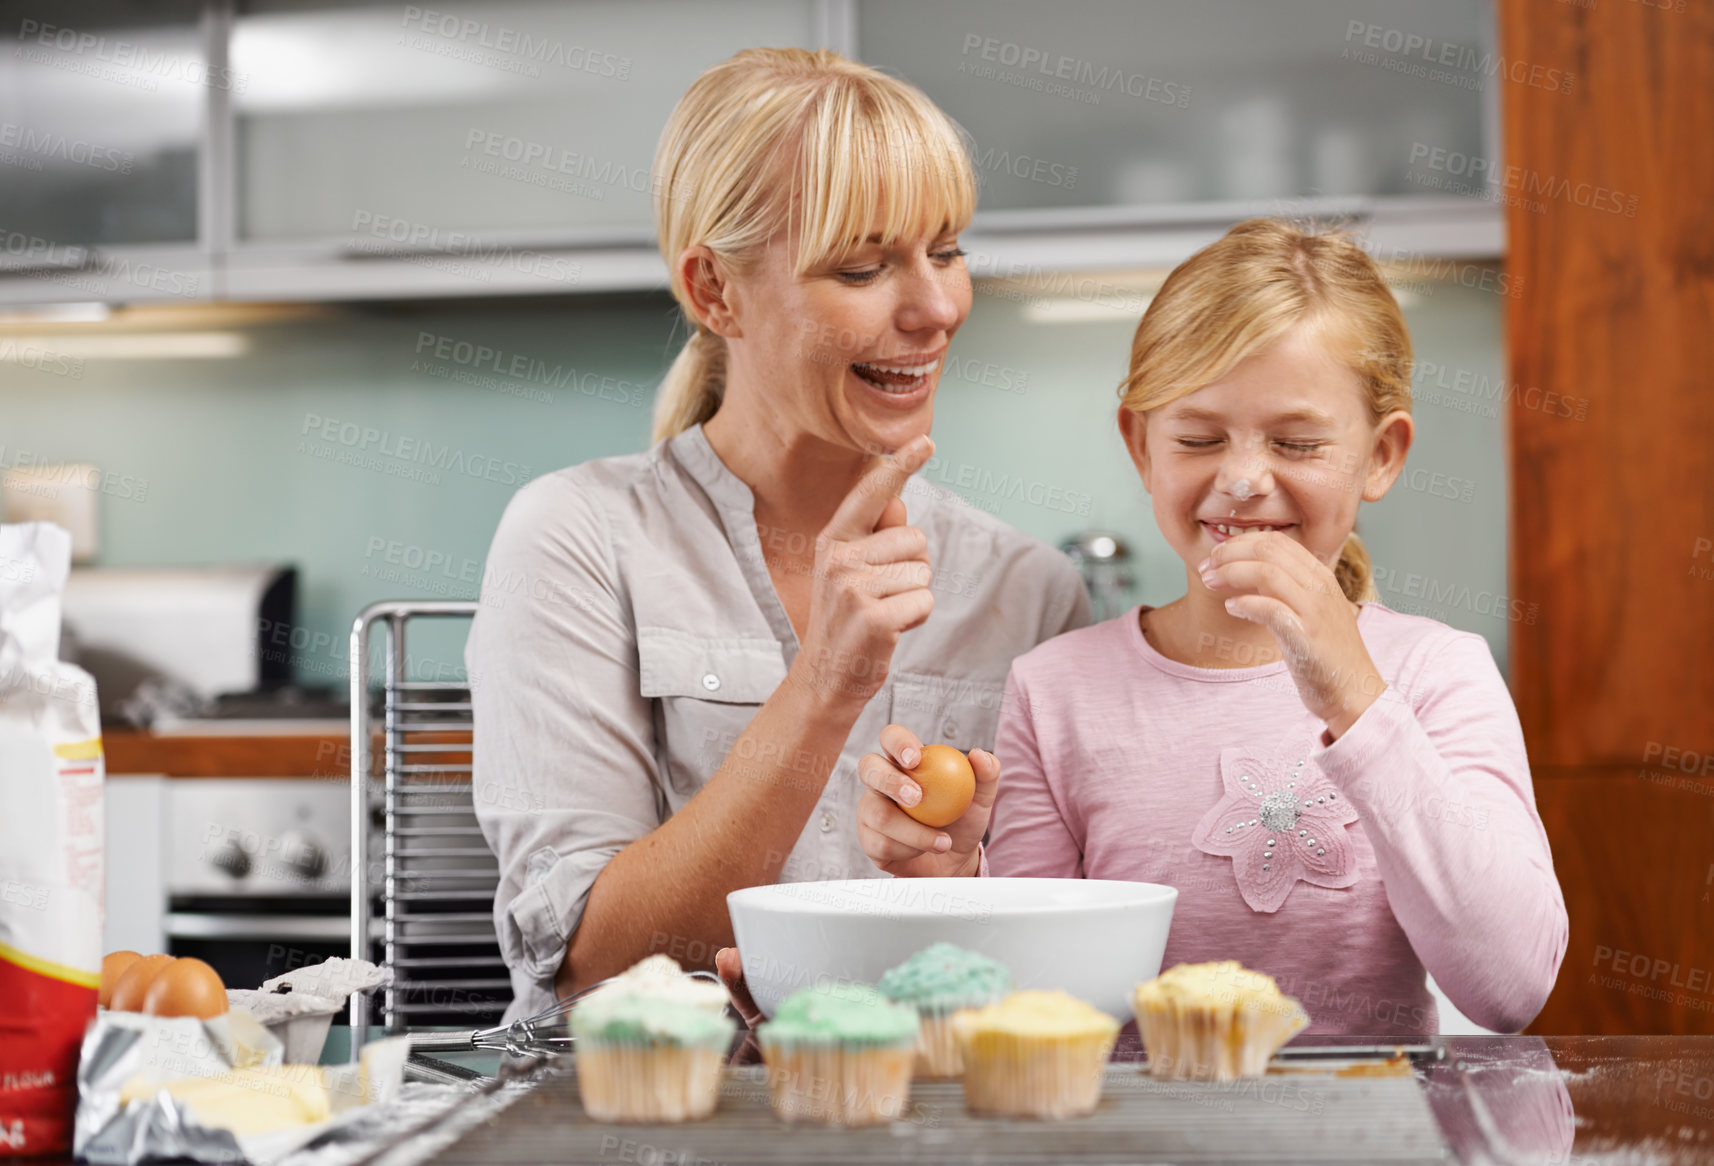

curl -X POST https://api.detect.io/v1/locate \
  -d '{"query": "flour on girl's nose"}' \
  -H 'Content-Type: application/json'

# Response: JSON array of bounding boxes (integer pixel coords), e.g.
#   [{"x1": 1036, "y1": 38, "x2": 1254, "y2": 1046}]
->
[{"x1": 1230, "y1": 478, "x2": 1255, "y2": 501}]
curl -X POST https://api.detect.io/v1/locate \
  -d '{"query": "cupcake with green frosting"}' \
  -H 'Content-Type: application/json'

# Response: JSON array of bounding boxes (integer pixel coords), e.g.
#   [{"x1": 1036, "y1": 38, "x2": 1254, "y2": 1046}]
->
[
  {"x1": 878, "y1": 943, "x2": 1013, "y2": 1078},
  {"x1": 756, "y1": 981, "x2": 919, "y2": 1125},
  {"x1": 569, "y1": 961, "x2": 737, "y2": 1122}
]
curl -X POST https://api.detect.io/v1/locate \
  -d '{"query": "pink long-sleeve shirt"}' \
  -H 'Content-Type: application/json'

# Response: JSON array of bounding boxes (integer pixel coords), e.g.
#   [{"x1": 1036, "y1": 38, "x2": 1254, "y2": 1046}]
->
[{"x1": 987, "y1": 602, "x2": 1568, "y2": 1036}]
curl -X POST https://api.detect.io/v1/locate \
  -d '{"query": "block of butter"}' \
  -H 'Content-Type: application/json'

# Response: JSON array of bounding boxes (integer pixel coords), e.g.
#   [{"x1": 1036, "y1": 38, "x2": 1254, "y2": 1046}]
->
[{"x1": 119, "y1": 1064, "x2": 333, "y2": 1138}]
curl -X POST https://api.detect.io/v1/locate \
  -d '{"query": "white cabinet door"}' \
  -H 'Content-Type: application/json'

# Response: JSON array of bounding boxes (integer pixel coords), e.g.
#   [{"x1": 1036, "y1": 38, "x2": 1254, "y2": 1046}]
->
[
  {"x1": 0, "y1": 4, "x2": 213, "y2": 305},
  {"x1": 230, "y1": 0, "x2": 820, "y2": 245}
]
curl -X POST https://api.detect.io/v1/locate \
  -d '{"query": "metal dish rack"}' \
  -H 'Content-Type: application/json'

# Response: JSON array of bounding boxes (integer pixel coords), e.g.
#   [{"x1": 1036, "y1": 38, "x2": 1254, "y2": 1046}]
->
[{"x1": 349, "y1": 600, "x2": 509, "y2": 1035}]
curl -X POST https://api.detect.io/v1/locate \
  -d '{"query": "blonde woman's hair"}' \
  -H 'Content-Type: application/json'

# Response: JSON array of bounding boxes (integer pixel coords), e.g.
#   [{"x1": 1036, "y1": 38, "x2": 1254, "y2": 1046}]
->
[
  {"x1": 1118, "y1": 218, "x2": 1413, "y2": 603},
  {"x1": 649, "y1": 48, "x2": 978, "y2": 443}
]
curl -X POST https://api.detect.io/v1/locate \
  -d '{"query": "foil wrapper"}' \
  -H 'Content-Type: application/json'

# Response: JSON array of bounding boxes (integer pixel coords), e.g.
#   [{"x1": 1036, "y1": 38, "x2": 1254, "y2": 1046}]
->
[{"x1": 74, "y1": 1010, "x2": 407, "y2": 1166}]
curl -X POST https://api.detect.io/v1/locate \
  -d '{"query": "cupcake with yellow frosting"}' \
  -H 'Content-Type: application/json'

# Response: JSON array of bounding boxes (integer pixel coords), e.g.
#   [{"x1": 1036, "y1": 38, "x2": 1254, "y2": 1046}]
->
[
  {"x1": 951, "y1": 990, "x2": 1120, "y2": 1119},
  {"x1": 756, "y1": 981, "x2": 919, "y2": 1125},
  {"x1": 1132, "y1": 961, "x2": 1309, "y2": 1081},
  {"x1": 878, "y1": 942, "x2": 1012, "y2": 1078},
  {"x1": 570, "y1": 956, "x2": 736, "y2": 1122}
]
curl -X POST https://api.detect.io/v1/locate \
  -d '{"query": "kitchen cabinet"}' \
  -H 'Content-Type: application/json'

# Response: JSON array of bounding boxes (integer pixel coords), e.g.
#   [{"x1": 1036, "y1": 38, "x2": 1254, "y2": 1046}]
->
[
  {"x1": 0, "y1": 0, "x2": 1506, "y2": 306},
  {"x1": 867, "y1": 0, "x2": 1506, "y2": 273},
  {"x1": 0, "y1": 0, "x2": 214, "y2": 302},
  {"x1": 221, "y1": 0, "x2": 822, "y2": 299}
]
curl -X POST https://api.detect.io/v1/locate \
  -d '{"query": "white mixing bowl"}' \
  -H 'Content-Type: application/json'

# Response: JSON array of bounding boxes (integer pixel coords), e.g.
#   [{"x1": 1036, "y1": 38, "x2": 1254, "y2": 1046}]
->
[{"x1": 727, "y1": 877, "x2": 1177, "y2": 1020}]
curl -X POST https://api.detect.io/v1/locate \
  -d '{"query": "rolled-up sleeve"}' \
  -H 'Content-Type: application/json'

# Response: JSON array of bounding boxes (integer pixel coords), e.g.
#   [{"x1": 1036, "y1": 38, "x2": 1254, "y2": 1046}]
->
[{"x1": 467, "y1": 471, "x2": 663, "y2": 1006}]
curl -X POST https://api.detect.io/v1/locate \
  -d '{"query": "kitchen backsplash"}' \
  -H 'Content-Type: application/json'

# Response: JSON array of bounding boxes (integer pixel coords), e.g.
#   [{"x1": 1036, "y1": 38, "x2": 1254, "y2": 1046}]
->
[{"x1": 2, "y1": 274, "x2": 1510, "y2": 688}]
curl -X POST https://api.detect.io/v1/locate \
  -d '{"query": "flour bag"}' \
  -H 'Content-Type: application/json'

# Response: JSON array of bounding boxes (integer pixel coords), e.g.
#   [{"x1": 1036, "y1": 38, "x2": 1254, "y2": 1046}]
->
[{"x1": 0, "y1": 522, "x2": 103, "y2": 1156}]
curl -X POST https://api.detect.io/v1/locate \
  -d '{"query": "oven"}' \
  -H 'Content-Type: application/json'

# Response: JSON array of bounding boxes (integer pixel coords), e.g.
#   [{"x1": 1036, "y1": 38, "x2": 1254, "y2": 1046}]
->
[{"x1": 162, "y1": 778, "x2": 366, "y2": 1010}]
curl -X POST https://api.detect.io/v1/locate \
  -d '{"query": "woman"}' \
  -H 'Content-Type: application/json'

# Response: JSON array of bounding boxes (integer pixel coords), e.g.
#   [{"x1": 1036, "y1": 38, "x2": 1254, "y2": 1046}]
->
[{"x1": 468, "y1": 48, "x2": 1089, "y2": 1023}]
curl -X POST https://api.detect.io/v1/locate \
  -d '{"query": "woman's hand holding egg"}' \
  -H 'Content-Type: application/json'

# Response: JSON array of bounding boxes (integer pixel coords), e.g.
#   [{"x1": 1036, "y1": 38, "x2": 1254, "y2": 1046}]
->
[
  {"x1": 786, "y1": 436, "x2": 938, "y2": 712},
  {"x1": 1197, "y1": 529, "x2": 1386, "y2": 740},
  {"x1": 857, "y1": 723, "x2": 997, "y2": 877}
]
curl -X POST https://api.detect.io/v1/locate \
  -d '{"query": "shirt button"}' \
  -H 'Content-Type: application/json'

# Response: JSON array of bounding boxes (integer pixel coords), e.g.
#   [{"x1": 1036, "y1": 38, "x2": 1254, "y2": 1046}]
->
[
  {"x1": 942, "y1": 721, "x2": 958, "y2": 739},
  {"x1": 819, "y1": 812, "x2": 836, "y2": 833},
  {"x1": 701, "y1": 673, "x2": 720, "y2": 692}
]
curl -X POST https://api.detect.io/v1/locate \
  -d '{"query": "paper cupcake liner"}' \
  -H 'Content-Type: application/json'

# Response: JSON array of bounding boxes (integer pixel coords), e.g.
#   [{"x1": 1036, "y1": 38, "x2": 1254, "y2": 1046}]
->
[
  {"x1": 757, "y1": 1041, "x2": 916, "y2": 1125},
  {"x1": 955, "y1": 1030, "x2": 1116, "y2": 1119},
  {"x1": 913, "y1": 1014, "x2": 966, "y2": 1079},
  {"x1": 575, "y1": 1042, "x2": 726, "y2": 1123},
  {"x1": 1133, "y1": 993, "x2": 1310, "y2": 1081}
]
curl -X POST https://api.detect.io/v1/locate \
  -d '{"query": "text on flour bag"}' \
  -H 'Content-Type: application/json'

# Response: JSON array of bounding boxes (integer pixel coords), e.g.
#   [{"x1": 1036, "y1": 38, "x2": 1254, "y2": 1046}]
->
[{"x1": 0, "y1": 522, "x2": 104, "y2": 1157}]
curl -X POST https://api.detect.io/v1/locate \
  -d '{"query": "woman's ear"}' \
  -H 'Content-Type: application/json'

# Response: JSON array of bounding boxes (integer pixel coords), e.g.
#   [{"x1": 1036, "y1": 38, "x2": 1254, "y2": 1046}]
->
[
  {"x1": 1361, "y1": 410, "x2": 1415, "y2": 502},
  {"x1": 1117, "y1": 403, "x2": 1153, "y2": 495},
  {"x1": 679, "y1": 245, "x2": 742, "y2": 339}
]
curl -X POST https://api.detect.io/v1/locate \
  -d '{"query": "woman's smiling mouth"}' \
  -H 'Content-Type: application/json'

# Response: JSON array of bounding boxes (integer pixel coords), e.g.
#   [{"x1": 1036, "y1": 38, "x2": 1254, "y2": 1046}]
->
[{"x1": 851, "y1": 355, "x2": 941, "y2": 393}]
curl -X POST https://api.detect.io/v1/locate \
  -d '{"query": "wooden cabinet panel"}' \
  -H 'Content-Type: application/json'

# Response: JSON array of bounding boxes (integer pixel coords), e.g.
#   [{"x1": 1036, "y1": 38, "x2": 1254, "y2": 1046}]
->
[
  {"x1": 1502, "y1": 0, "x2": 1714, "y2": 1034},
  {"x1": 1501, "y1": 0, "x2": 1714, "y2": 768}
]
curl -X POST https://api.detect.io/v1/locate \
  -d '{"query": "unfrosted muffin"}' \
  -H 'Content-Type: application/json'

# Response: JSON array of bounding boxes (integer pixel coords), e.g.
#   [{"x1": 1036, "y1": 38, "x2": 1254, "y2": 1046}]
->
[
  {"x1": 756, "y1": 982, "x2": 918, "y2": 1125},
  {"x1": 952, "y1": 990, "x2": 1119, "y2": 1119},
  {"x1": 570, "y1": 993, "x2": 736, "y2": 1122},
  {"x1": 878, "y1": 943, "x2": 1012, "y2": 1078},
  {"x1": 1132, "y1": 960, "x2": 1309, "y2": 1081}
]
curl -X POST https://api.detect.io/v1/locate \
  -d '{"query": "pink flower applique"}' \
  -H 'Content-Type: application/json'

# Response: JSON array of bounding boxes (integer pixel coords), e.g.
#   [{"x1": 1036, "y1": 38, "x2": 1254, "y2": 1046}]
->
[{"x1": 1190, "y1": 743, "x2": 1360, "y2": 913}]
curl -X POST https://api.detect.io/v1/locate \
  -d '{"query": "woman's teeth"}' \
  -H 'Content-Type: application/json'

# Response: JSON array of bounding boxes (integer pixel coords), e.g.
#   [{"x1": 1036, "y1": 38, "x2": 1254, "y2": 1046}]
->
[{"x1": 852, "y1": 358, "x2": 939, "y2": 392}]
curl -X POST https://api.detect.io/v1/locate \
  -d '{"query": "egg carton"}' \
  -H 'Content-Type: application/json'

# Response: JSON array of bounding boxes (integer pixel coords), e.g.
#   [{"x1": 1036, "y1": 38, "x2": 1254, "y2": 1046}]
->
[{"x1": 230, "y1": 957, "x2": 394, "y2": 1065}]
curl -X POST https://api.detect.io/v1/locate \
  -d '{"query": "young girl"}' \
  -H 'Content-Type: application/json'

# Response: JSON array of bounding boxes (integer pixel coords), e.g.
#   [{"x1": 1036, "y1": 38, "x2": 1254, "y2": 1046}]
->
[{"x1": 855, "y1": 219, "x2": 1568, "y2": 1036}]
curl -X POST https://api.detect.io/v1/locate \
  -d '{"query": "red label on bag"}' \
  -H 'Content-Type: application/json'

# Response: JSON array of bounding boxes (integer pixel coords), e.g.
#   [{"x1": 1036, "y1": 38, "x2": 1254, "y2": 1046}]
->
[{"x1": 0, "y1": 948, "x2": 96, "y2": 1156}]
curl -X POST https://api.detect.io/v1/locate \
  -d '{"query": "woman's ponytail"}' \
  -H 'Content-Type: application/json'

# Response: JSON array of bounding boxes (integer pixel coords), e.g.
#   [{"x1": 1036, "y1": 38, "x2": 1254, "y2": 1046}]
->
[
  {"x1": 1334, "y1": 531, "x2": 1377, "y2": 603},
  {"x1": 650, "y1": 326, "x2": 727, "y2": 444}
]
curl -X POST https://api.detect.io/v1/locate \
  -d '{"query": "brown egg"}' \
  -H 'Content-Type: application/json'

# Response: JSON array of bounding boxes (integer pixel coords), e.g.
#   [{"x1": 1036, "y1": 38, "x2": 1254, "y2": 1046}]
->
[
  {"x1": 903, "y1": 744, "x2": 976, "y2": 828},
  {"x1": 99, "y1": 951, "x2": 142, "y2": 1009},
  {"x1": 108, "y1": 953, "x2": 177, "y2": 1012},
  {"x1": 144, "y1": 957, "x2": 229, "y2": 1020}
]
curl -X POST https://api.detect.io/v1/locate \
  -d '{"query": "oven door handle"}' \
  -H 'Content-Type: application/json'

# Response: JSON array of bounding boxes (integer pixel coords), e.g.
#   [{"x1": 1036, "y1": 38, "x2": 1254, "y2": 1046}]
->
[{"x1": 163, "y1": 913, "x2": 352, "y2": 941}]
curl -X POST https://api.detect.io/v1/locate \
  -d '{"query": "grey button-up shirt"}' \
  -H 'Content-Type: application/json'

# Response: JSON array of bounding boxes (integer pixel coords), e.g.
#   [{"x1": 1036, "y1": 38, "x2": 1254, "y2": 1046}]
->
[{"x1": 468, "y1": 423, "x2": 1090, "y2": 1021}]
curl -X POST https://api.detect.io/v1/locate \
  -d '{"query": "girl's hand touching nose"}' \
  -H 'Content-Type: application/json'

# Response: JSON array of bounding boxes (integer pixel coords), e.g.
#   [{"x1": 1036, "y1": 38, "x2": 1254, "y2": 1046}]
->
[{"x1": 1197, "y1": 531, "x2": 1387, "y2": 740}]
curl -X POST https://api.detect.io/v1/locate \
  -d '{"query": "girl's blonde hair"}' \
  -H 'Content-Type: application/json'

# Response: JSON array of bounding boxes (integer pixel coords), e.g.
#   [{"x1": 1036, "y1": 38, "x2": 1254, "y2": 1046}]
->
[
  {"x1": 649, "y1": 48, "x2": 978, "y2": 444},
  {"x1": 1119, "y1": 218, "x2": 1413, "y2": 603}
]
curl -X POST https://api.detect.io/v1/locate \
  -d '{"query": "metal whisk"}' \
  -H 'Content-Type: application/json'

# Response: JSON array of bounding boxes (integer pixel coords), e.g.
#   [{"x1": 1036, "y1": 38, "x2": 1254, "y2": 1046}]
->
[{"x1": 405, "y1": 970, "x2": 727, "y2": 1057}]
